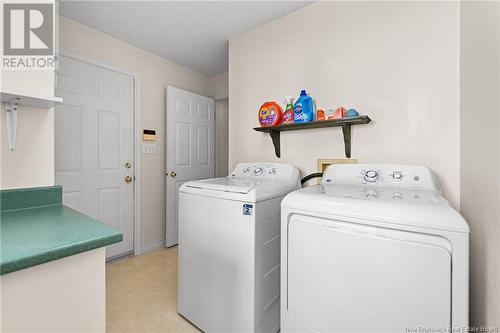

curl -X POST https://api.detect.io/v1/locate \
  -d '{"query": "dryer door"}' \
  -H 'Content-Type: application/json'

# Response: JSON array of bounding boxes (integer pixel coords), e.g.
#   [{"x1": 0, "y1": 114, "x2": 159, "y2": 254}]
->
[{"x1": 286, "y1": 214, "x2": 452, "y2": 333}]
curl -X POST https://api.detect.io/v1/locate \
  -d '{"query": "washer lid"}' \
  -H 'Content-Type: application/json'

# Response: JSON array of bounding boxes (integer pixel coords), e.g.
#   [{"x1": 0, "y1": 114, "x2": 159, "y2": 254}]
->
[
  {"x1": 185, "y1": 177, "x2": 256, "y2": 194},
  {"x1": 181, "y1": 176, "x2": 300, "y2": 202},
  {"x1": 181, "y1": 162, "x2": 301, "y2": 202}
]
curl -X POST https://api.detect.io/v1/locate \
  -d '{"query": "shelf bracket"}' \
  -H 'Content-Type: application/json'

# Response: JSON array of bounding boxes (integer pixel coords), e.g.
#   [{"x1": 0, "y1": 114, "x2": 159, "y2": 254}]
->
[
  {"x1": 269, "y1": 129, "x2": 281, "y2": 158},
  {"x1": 254, "y1": 115, "x2": 370, "y2": 159},
  {"x1": 342, "y1": 123, "x2": 351, "y2": 158},
  {"x1": 5, "y1": 98, "x2": 20, "y2": 151}
]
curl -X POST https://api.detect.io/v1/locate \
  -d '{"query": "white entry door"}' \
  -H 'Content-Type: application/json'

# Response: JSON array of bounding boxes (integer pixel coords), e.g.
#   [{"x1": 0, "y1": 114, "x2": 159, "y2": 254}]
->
[
  {"x1": 55, "y1": 55, "x2": 135, "y2": 259},
  {"x1": 166, "y1": 86, "x2": 215, "y2": 247}
]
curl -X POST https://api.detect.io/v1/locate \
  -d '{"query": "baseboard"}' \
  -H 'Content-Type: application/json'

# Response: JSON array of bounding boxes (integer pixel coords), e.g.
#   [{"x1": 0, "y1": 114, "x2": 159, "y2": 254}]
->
[
  {"x1": 140, "y1": 238, "x2": 166, "y2": 254},
  {"x1": 107, "y1": 251, "x2": 134, "y2": 263}
]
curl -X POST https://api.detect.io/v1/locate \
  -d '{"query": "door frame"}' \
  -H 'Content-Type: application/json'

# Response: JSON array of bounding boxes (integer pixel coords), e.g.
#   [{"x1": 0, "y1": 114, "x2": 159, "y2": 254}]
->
[
  {"x1": 213, "y1": 94, "x2": 228, "y2": 178},
  {"x1": 56, "y1": 48, "x2": 143, "y2": 256}
]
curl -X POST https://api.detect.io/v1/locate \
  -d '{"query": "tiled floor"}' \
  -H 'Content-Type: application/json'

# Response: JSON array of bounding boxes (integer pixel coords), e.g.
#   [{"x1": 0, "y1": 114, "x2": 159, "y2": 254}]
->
[{"x1": 106, "y1": 247, "x2": 200, "y2": 333}]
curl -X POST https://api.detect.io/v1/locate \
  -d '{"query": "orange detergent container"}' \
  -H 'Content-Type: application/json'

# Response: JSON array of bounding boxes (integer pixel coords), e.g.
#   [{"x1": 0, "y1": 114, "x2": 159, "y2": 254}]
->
[{"x1": 258, "y1": 101, "x2": 282, "y2": 127}]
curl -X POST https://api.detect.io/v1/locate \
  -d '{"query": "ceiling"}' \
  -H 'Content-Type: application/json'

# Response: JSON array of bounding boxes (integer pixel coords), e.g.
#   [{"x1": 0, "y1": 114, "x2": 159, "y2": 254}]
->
[{"x1": 59, "y1": 1, "x2": 313, "y2": 76}]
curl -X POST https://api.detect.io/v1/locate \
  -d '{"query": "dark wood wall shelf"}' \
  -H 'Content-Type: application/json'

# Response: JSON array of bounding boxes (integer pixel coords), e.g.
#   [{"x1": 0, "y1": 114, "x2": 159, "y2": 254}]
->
[{"x1": 253, "y1": 115, "x2": 371, "y2": 158}]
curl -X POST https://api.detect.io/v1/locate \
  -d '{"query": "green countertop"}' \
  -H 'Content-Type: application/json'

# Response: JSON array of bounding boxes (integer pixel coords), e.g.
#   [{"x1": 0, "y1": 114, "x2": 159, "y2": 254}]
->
[{"x1": 0, "y1": 186, "x2": 123, "y2": 275}]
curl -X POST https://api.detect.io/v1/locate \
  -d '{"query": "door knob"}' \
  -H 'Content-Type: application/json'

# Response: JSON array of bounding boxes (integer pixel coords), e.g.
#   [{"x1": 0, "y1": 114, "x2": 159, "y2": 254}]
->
[
  {"x1": 170, "y1": 171, "x2": 177, "y2": 177},
  {"x1": 124, "y1": 176, "x2": 133, "y2": 183},
  {"x1": 125, "y1": 162, "x2": 132, "y2": 169}
]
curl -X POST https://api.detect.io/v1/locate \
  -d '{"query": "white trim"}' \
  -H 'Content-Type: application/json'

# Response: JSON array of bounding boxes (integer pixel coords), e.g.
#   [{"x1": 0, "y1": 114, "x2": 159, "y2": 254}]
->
[
  {"x1": 214, "y1": 99, "x2": 218, "y2": 177},
  {"x1": 133, "y1": 78, "x2": 143, "y2": 256},
  {"x1": 56, "y1": 48, "x2": 143, "y2": 257},
  {"x1": 58, "y1": 47, "x2": 138, "y2": 79},
  {"x1": 106, "y1": 251, "x2": 134, "y2": 263},
  {"x1": 213, "y1": 93, "x2": 228, "y2": 101},
  {"x1": 141, "y1": 238, "x2": 167, "y2": 254}
]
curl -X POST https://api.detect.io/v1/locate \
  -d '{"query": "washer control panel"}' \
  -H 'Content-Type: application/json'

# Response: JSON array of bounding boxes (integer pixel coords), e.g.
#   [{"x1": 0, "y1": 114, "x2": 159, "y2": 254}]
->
[
  {"x1": 231, "y1": 163, "x2": 299, "y2": 183},
  {"x1": 241, "y1": 165, "x2": 276, "y2": 177},
  {"x1": 321, "y1": 164, "x2": 441, "y2": 191},
  {"x1": 361, "y1": 169, "x2": 405, "y2": 184}
]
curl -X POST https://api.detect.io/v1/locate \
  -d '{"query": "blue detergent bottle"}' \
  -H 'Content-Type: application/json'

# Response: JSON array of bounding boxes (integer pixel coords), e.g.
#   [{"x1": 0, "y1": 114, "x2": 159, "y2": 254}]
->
[{"x1": 293, "y1": 90, "x2": 314, "y2": 123}]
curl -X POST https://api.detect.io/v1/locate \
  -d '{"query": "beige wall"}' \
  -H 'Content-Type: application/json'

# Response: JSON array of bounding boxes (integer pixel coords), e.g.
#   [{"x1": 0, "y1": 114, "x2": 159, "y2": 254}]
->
[
  {"x1": 209, "y1": 72, "x2": 229, "y2": 98},
  {"x1": 0, "y1": 60, "x2": 55, "y2": 190},
  {"x1": 460, "y1": 2, "x2": 500, "y2": 328},
  {"x1": 209, "y1": 72, "x2": 229, "y2": 177},
  {"x1": 0, "y1": 104, "x2": 55, "y2": 189},
  {"x1": 229, "y1": 1, "x2": 461, "y2": 207},
  {"x1": 1, "y1": 71, "x2": 55, "y2": 98},
  {"x1": 58, "y1": 16, "x2": 210, "y2": 246},
  {"x1": 215, "y1": 99, "x2": 229, "y2": 177}
]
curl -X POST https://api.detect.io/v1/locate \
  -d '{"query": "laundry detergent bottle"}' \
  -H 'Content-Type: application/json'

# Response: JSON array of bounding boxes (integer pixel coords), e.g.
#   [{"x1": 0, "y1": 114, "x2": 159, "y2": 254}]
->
[
  {"x1": 282, "y1": 96, "x2": 294, "y2": 124},
  {"x1": 293, "y1": 90, "x2": 314, "y2": 123}
]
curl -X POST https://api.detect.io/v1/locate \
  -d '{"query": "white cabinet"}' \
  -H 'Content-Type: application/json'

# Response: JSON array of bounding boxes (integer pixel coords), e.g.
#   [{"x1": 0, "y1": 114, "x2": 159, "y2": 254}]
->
[{"x1": 0, "y1": 248, "x2": 105, "y2": 333}]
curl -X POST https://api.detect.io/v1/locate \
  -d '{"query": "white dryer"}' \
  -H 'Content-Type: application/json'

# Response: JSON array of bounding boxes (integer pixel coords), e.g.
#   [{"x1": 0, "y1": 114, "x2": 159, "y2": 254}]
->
[
  {"x1": 281, "y1": 164, "x2": 469, "y2": 333},
  {"x1": 178, "y1": 162, "x2": 300, "y2": 333}
]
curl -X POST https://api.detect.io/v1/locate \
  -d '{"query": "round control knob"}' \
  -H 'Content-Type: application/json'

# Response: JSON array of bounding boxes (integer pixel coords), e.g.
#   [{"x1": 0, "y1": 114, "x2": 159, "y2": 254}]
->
[
  {"x1": 243, "y1": 168, "x2": 250, "y2": 173},
  {"x1": 364, "y1": 189, "x2": 379, "y2": 199},
  {"x1": 364, "y1": 170, "x2": 379, "y2": 183},
  {"x1": 392, "y1": 173, "x2": 403, "y2": 181},
  {"x1": 254, "y1": 167, "x2": 263, "y2": 176},
  {"x1": 392, "y1": 192, "x2": 403, "y2": 200}
]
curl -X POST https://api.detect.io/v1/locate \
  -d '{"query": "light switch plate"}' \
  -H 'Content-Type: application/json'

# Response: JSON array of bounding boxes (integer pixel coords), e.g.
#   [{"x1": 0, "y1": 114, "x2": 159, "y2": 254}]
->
[{"x1": 143, "y1": 142, "x2": 156, "y2": 154}]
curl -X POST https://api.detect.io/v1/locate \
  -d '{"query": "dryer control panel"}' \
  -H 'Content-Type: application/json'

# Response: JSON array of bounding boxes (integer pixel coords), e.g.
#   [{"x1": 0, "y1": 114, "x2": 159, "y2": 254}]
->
[
  {"x1": 321, "y1": 164, "x2": 441, "y2": 192},
  {"x1": 231, "y1": 163, "x2": 300, "y2": 183}
]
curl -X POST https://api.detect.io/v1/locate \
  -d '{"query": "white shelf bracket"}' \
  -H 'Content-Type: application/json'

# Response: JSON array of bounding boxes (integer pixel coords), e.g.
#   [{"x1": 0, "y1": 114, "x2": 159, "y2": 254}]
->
[{"x1": 5, "y1": 97, "x2": 20, "y2": 151}]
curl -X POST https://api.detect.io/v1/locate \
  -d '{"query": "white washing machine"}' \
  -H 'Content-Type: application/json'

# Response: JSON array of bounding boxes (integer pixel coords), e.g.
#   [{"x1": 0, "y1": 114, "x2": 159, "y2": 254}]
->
[
  {"x1": 281, "y1": 164, "x2": 469, "y2": 333},
  {"x1": 178, "y1": 162, "x2": 300, "y2": 333}
]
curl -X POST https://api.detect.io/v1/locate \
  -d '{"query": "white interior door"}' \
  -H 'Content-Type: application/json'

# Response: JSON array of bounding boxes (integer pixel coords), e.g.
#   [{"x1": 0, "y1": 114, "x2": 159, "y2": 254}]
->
[
  {"x1": 55, "y1": 55, "x2": 135, "y2": 259},
  {"x1": 166, "y1": 86, "x2": 214, "y2": 247}
]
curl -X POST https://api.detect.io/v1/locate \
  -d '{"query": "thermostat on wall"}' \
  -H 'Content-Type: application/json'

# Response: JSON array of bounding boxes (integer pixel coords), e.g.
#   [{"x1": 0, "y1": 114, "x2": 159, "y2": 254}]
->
[{"x1": 143, "y1": 129, "x2": 156, "y2": 141}]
